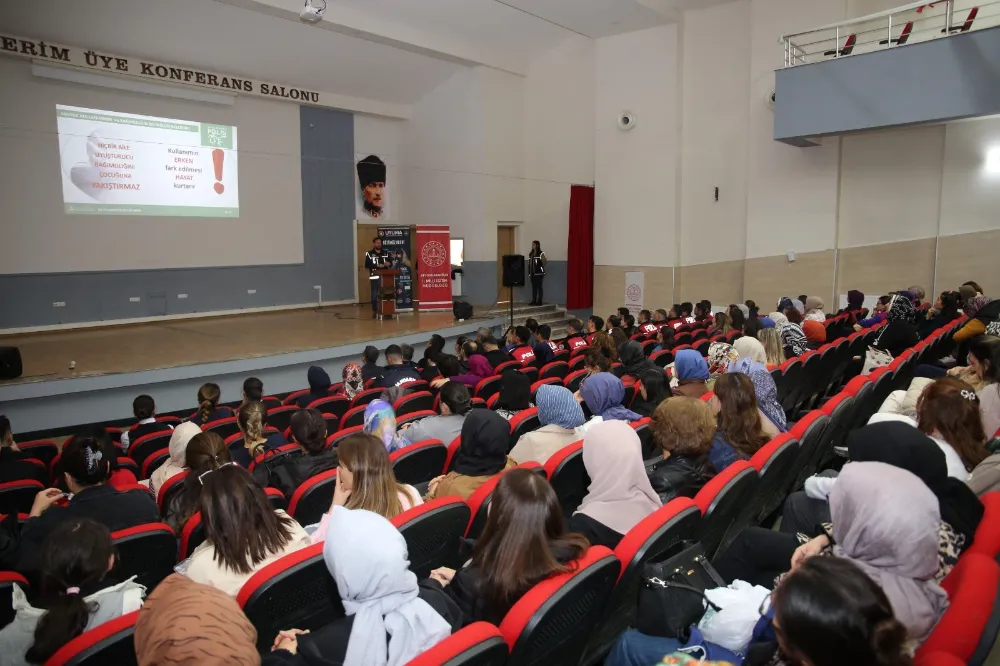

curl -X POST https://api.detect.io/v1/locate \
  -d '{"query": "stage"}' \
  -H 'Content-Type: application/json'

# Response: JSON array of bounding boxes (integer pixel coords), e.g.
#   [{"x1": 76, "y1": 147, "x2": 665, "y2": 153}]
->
[{"x1": 0, "y1": 304, "x2": 504, "y2": 435}]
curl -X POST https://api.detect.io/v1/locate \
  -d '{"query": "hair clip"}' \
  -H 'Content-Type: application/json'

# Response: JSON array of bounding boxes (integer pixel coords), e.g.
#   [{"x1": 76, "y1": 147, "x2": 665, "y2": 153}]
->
[
  {"x1": 961, "y1": 390, "x2": 978, "y2": 402},
  {"x1": 65, "y1": 587, "x2": 80, "y2": 595}
]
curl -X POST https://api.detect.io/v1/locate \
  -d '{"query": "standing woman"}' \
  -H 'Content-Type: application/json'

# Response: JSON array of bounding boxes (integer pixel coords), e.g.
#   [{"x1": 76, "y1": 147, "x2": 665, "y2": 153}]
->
[{"x1": 528, "y1": 240, "x2": 547, "y2": 306}]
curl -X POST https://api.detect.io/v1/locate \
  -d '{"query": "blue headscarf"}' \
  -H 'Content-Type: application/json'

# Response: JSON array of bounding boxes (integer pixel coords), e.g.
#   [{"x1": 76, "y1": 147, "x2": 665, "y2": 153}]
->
[
  {"x1": 674, "y1": 350, "x2": 710, "y2": 381},
  {"x1": 363, "y1": 399, "x2": 405, "y2": 453},
  {"x1": 730, "y1": 358, "x2": 787, "y2": 432},
  {"x1": 758, "y1": 316, "x2": 776, "y2": 329},
  {"x1": 536, "y1": 384, "x2": 586, "y2": 430},
  {"x1": 580, "y1": 373, "x2": 641, "y2": 422}
]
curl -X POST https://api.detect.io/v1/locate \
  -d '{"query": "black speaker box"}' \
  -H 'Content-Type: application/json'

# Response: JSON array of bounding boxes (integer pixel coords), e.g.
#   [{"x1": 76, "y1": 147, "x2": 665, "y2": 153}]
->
[
  {"x1": 502, "y1": 254, "x2": 525, "y2": 287},
  {"x1": 453, "y1": 300, "x2": 473, "y2": 321},
  {"x1": 0, "y1": 347, "x2": 22, "y2": 381}
]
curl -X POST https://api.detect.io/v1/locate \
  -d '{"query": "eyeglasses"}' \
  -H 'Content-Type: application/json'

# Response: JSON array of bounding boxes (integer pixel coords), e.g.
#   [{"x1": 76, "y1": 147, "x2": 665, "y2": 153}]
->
[
  {"x1": 198, "y1": 461, "x2": 237, "y2": 485},
  {"x1": 759, "y1": 592, "x2": 773, "y2": 618}
]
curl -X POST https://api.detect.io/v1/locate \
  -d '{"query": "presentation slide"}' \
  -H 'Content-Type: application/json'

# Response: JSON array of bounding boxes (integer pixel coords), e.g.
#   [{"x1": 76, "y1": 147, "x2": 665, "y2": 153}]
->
[{"x1": 56, "y1": 104, "x2": 239, "y2": 217}]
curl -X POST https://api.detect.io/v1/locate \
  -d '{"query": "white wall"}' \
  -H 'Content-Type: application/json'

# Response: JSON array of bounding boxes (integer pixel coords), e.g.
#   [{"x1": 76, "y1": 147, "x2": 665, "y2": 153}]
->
[
  {"x1": 939, "y1": 116, "x2": 1000, "y2": 237},
  {"x1": 594, "y1": 25, "x2": 680, "y2": 267}
]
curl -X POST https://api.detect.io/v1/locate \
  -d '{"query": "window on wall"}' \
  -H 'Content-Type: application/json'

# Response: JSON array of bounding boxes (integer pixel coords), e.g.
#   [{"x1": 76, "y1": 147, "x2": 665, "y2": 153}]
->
[{"x1": 451, "y1": 238, "x2": 464, "y2": 267}]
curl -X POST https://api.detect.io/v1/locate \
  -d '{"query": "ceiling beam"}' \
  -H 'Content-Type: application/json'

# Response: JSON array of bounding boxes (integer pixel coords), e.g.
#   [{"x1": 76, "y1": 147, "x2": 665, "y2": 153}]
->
[{"x1": 214, "y1": 0, "x2": 530, "y2": 76}]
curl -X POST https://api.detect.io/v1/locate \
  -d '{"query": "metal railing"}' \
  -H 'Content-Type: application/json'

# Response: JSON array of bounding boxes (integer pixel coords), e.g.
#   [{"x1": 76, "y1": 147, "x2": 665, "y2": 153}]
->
[{"x1": 780, "y1": 0, "x2": 1000, "y2": 67}]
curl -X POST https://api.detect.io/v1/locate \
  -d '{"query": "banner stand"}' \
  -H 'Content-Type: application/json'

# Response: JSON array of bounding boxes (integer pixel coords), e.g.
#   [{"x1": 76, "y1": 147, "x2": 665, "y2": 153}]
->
[{"x1": 415, "y1": 226, "x2": 452, "y2": 311}]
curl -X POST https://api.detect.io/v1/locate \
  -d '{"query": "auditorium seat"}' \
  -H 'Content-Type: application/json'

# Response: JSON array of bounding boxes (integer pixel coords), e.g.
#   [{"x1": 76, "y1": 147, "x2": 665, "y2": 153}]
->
[
  {"x1": 390, "y1": 497, "x2": 471, "y2": 579},
  {"x1": 693, "y1": 460, "x2": 759, "y2": 558},
  {"x1": 640, "y1": 340, "x2": 656, "y2": 357},
  {"x1": 16, "y1": 440, "x2": 58, "y2": 469},
  {"x1": 530, "y1": 378, "x2": 561, "y2": 400},
  {"x1": 0, "y1": 572, "x2": 28, "y2": 629},
  {"x1": 787, "y1": 412, "x2": 831, "y2": 491},
  {"x1": 283, "y1": 389, "x2": 311, "y2": 406},
  {"x1": 141, "y1": 448, "x2": 170, "y2": 480},
  {"x1": 247, "y1": 444, "x2": 301, "y2": 473},
  {"x1": 394, "y1": 391, "x2": 435, "y2": 417},
  {"x1": 475, "y1": 376, "x2": 504, "y2": 401},
  {"x1": 390, "y1": 439, "x2": 447, "y2": 485},
  {"x1": 203, "y1": 416, "x2": 242, "y2": 440},
  {"x1": 351, "y1": 388, "x2": 383, "y2": 408},
  {"x1": 543, "y1": 440, "x2": 586, "y2": 516},
  {"x1": 396, "y1": 410, "x2": 437, "y2": 429},
  {"x1": 340, "y1": 405, "x2": 367, "y2": 430},
  {"x1": 775, "y1": 358, "x2": 803, "y2": 419},
  {"x1": 326, "y1": 425, "x2": 364, "y2": 448},
  {"x1": 966, "y1": 492, "x2": 1000, "y2": 561},
  {"x1": 444, "y1": 436, "x2": 462, "y2": 473},
  {"x1": 498, "y1": 546, "x2": 620, "y2": 666},
  {"x1": 288, "y1": 469, "x2": 336, "y2": 526},
  {"x1": 156, "y1": 474, "x2": 185, "y2": 516},
  {"x1": 264, "y1": 486, "x2": 289, "y2": 512},
  {"x1": 650, "y1": 349, "x2": 673, "y2": 368},
  {"x1": 568, "y1": 355, "x2": 587, "y2": 372},
  {"x1": 464, "y1": 471, "x2": 508, "y2": 539},
  {"x1": 744, "y1": 433, "x2": 800, "y2": 526},
  {"x1": 266, "y1": 405, "x2": 300, "y2": 433},
  {"x1": 816, "y1": 392, "x2": 854, "y2": 468},
  {"x1": 45, "y1": 610, "x2": 140, "y2": 666},
  {"x1": 563, "y1": 369, "x2": 587, "y2": 393},
  {"x1": 237, "y1": 542, "x2": 345, "y2": 652},
  {"x1": 262, "y1": 396, "x2": 283, "y2": 410},
  {"x1": 127, "y1": 430, "x2": 173, "y2": 472},
  {"x1": 179, "y1": 512, "x2": 204, "y2": 560},
  {"x1": 110, "y1": 522, "x2": 176, "y2": 591},
  {"x1": 631, "y1": 418, "x2": 657, "y2": 459},
  {"x1": 519, "y1": 367, "x2": 540, "y2": 384},
  {"x1": 508, "y1": 408, "x2": 540, "y2": 450},
  {"x1": 539, "y1": 361, "x2": 569, "y2": 381},
  {"x1": 306, "y1": 395, "x2": 350, "y2": 419},
  {"x1": 404, "y1": 622, "x2": 509, "y2": 666},
  {"x1": 494, "y1": 360, "x2": 521, "y2": 375},
  {"x1": 0, "y1": 479, "x2": 43, "y2": 515}
]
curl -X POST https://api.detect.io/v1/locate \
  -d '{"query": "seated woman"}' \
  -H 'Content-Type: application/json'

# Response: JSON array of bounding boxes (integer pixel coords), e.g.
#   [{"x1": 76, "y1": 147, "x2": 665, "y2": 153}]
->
[
  {"x1": 803, "y1": 296, "x2": 826, "y2": 322},
  {"x1": 727, "y1": 304, "x2": 746, "y2": 334},
  {"x1": 580, "y1": 372, "x2": 642, "y2": 426},
  {"x1": 650, "y1": 325, "x2": 674, "y2": 354},
  {"x1": 647, "y1": 398, "x2": 717, "y2": 504},
  {"x1": 582, "y1": 347, "x2": 612, "y2": 377},
  {"x1": 184, "y1": 464, "x2": 312, "y2": 596},
  {"x1": 709, "y1": 311, "x2": 732, "y2": 338},
  {"x1": 590, "y1": 331, "x2": 619, "y2": 364},
  {"x1": 509, "y1": 385, "x2": 585, "y2": 465},
  {"x1": 400, "y1": 381, "x2": 471, "y2": 447},
  {"x1": 777, "y1": 309, "x2": 809, "y2": 358},
  {"x1": 670, "y1": 350, "x2": 710, "y2": 399},
  {"x1": 729, "y1": 358, "x2": 787, "y2": 434},
  {"x1": 363, "y1": 399, "x2": 407, "y2": 453},
  {"x1": 493, "y1": 371, "x2": 533, "y2": 421},
  {"x1": 919, "y1": 290, "x2": 961, "y2": 338},
  {"x1": 424, "y1": 410, "x2": 515, "y2": 501},
  {"x1": 340, "y1": 362, "x2": 365, "y2": 402},
  {"x1": 709, "y1": 373, "x2": 774, "y2": 461},
  {"x1": 630, "y1": 368, "x2": 670, "y2": 418},
  {"x1": 616, "y1": 341, "x2": 659, "y2": 382},
  {"x1": 969, "y1": 335, "x2": 1000, "y2": 440},
  {"x1": 757, "y1": 328, "x2": 786, "y2": 369},
  {"x1": 916, "y1": 376, "x2": 989, "y2": 477},
  {"x1": 444, "y1": 354, "x2": 494, "y2": 389},
  {"x1": 150, "y1": 422, "x2": 200, "y2": 500},
  {"x1": 91, "y1": 430, "x2": 138, "y2": 490},
  {"x1": 231, "y1": 402, "x2": 285, "y2": 467},
  {"x1": 569, "y1": 420, "x2": 661, "y2": 549},
  {"x1": 713, "y1": 462, "x2": 947, "y2": 645},
  {"x1": 954, "y1": 295, "x2": 1000, "y2": 345},
  {"x1": 0, "y1": 519, "x2": 145, "y2": 665},
  {"x1": 428, "y1": 468, "x2": 589, "y2": 625},
  {"x1": 254, "y1": 409, "x2": 338, "y2": 500},
  {"x1": 870, "y1": 294, "x2": 920, "y2": 358},
  {"x1": 164, "y1": 431, "x2": 234, "y2": 533},
  {"x1": 271, "y1": 506, "x2": 460, "y2": 664},
  {"x1": 733, "y1": 335, "x2": 767, "y2": 366},
  {"x1": 294, "y1": 366, "x2": 335, "y2": 408},
  {"x1": 802, "y1": 320, "x2": 826, "y2": 348},
  {"x1": 310, "y1": 433, "x2": 422, "y2": 544},
  {"x1": 706, "y1": 342, "x2": 738, "y2": 379},
  {"x1": 189, "y1": 382, "x2": 232, "y2": 426},
  {"x1": 17, "y1": 437, "x2": 160, "y2": 574},
  {"x1": 608, "y1": 555, "x2": 914, "y2": 666}
]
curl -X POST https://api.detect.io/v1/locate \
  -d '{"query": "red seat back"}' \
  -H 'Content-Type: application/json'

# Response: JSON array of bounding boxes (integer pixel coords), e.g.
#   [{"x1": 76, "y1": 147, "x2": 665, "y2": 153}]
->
[
  {"x1": 508, "y1": 407, "x2": 541, "y2": 450},
  {"x1": 340, "y1": 405, "x2": 368, "y2": 430},
  {"x1": 394, "y1": 391, "x2": 435, "y2": 417},
  {"x1": 110, "y1": 522, "x2": 176, "y2": 591},
  {"x1": 917, "y1": 553, "x2": 1000, "y2": 663},
  {"x1": 351, "y1": 388, "x2": 384, "y2": 408},
  {"x1": 306, "y1": 395, "x2": 350, "y2": 419},
  {"x1": 404, "y1": 622, "x2": 509, "y2": 666},
  {"x1": 326, "y1": 424, "x2": 364, "y2": 449},
  {"x1": 390, "y1": 439, "x2": 447, "y2": 485},
  {"x1": 966, "y1": 491, "x2": 1000, "y2": 561},
  {"x1": 694, "y1": 461, "x2": 759, "y2": 558},
  {"x1": 543, "y1": 441, "x2": 586, "y2": 516},
  {"x1": 475, "y1": 376, "x2": 504, "y2": 400},
  {"x1": 0, "y1": 480, "x2": 43, "y2": 515},
  {"x1": 539, "y1": 361, "x2": 569, "y2": 381},
  {"x1": 288, "y1": 469, "x2": 337, "y2": 526},
  {"x1": 391, "y1": 497, "x2": 471, "y2": 580},
  {"x1": 46, "y1": 610, "x2": 139, "y2": 666}
]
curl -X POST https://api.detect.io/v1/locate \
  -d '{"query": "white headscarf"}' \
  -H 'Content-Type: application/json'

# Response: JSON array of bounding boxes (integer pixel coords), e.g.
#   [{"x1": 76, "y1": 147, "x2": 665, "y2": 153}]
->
[
  {"x1": 733, "y1": 336, "x2": 768, "y2": 365},
  {"x1": 151, "y1": 422, "x2": 200, "y2": 498},
  {"x1": 323, "y1": 507, "x2": 452, "y2": 666}
]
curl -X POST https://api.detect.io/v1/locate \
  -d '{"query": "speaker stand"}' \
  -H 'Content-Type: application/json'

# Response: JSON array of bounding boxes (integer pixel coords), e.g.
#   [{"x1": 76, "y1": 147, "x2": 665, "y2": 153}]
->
[{"x1": 508, "y1": 286, "x2": 515, "y2": 332}]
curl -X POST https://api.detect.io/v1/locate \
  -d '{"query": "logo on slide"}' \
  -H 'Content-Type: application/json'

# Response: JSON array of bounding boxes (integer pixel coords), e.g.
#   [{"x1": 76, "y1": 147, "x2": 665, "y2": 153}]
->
[
  {"x1": 420, "y1": 241, "x2": 447, "y2": 268},
  {"x1": 626, "y1": 284, "x2": 642, "y2": 303}
]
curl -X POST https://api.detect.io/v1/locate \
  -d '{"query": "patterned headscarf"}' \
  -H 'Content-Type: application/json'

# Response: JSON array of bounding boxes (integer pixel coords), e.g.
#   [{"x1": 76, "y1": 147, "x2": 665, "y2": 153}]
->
[
  {"x1": 342, "y1": 362, "x2": 364, "y2": 400},
  {"x1": 730, "y1": 358, "x2": 787, "y2": 432},
  {"x1": 769, "y1": 312, "x2": 788, "y2": 331},
  {"x1": 780, "y1": 322, "x2": 809, "y2": 357},
  {"x1": 964, "y1": 295, "x2": 993, "y2": 318},
  {"x1": 707, "y1": 342, "x2": 739, "y2": 375},
  {"x1": 884, "y1": 293, "x2": 916, "y2": 324},
  {"x1": 364, "y1": 400, "x2": 405, "y2": 453},
  {"x1": 536, "y1": 384, "x2": 586, "y2": 430},
  {"x1": 580, "y1": 372, "x2": 642, "y2": 422}
]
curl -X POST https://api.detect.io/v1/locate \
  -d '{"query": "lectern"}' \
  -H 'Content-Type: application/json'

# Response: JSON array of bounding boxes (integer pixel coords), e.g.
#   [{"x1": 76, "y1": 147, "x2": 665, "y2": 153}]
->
[{"x1": 375, "y1": 268, "x2": 400, "y2": 319}]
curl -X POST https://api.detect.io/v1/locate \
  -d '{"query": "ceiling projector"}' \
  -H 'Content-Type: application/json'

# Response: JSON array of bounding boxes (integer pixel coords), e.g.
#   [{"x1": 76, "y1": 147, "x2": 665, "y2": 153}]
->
[{"x1": 299, "y1": 0, "x2": 326, "y2": 23}]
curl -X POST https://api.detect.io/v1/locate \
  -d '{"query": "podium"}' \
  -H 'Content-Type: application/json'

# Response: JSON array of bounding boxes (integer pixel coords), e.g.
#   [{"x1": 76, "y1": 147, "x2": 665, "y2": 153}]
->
[{"x1": 375, "y1": 268, "x2": 400, "y2": 319}]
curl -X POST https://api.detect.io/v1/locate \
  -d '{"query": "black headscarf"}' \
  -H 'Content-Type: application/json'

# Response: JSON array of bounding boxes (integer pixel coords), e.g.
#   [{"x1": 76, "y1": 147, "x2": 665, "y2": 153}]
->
[
  {"x1": 496, "y1": 370, "x2": 532, "y2": 411},
  {"x1": 454, "y1": 409, "x2": 510, "y2": 477},
  {"x1": 618, "y1": 341, "x2": 658, "y2": 378},
  {"x1": 848, "y1": 422, "x2": 984, "y2": 547}
]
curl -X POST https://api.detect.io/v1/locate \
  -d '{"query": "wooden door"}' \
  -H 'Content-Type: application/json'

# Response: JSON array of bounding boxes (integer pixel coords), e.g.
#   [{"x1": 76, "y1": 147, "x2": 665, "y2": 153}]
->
[
  {"x1": 497, "y1": 226, "x2": 516, "y2": 304},
  {"x1": 356, "y1": 224, "x2": 380, "y2": 305}
]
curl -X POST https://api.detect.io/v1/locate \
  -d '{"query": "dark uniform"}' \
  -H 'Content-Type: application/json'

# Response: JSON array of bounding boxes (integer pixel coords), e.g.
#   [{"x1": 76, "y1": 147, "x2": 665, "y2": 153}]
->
[
  {"x1": 365, "y1": 247, "x2": 391, "y2": 316},
  {"x1": 528, "y1": 250, "x2": 546, "y2": 305}
]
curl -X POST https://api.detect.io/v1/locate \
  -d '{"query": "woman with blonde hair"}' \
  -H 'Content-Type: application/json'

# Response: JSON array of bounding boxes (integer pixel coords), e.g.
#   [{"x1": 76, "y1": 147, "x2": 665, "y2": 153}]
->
[
  {"x1": 757, "y1": 328, "x2": 786, "y2": 369},
  {"x1": 232, "y1": 402, "x2": 284, "y2": 467}
]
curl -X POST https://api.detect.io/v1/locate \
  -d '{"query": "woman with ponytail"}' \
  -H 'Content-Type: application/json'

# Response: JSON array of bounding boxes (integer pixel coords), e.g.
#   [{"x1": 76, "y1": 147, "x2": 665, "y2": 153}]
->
[
  {"x1": 164, "y1": 432, "x2": 233, "y2": 533},
  {"x1": 188, "y1": 382, "x2": 232, "y2": 426},
  {"x1": 232, "y1": 402, "x2": 284, "y2": 467},
  {"x1": 0, "y1": 519, "x2": 145, "y2": 665},
  {"x1": 16, "y1": 437, "x2": 159, "y2": 574}
]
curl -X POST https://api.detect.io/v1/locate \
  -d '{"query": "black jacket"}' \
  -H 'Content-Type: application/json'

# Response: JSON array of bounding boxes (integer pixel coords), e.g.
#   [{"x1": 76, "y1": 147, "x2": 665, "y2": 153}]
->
[
  {"x1": 361, "y1": 362, "x2": 385, "y2": 384},
  {"x1": 295, "y1": 389, "x2": 333, "y2": 409},
  {"x1": 646, "y1": 455, "x2": 714, "y2": 504},
  {"x1": 568, "y1": 512, "x2": 623, "y2": 550},
  {"x1": 376, "y1": 364, "x2": 423, "y2": 390},
  {"x1": 253, "y1": 449, "x2": 339, "y2": 500},
  {"x1": 483, "y1": 349, "x2": 514, "y2": 370},
  {"x1": 873, "y1": 321, "x2": 920, "y2": 358},
  {"x1": 18, "y1": 485, "x2": 160, "y2": 575}
]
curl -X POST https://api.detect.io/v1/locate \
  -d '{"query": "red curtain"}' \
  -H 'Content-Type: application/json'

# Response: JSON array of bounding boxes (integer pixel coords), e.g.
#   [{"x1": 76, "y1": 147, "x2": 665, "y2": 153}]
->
[{"x1": 566, "y1": 185, "x2": 594, "y2": 309}]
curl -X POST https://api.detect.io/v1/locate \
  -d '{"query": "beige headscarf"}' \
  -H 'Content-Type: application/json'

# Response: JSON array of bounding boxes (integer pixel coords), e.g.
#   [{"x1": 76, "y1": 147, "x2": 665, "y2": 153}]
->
[
  {"x1": 135, "y1": 573, "x2": 260, "y2": 665},
  {"x1": 575, "y1": 420, "x2": 661, "y2": 534},
  {"x1": 733, "y1": 337, "x2": 768, "y2": 365},
  {"x1": 151, "y1": 422, "x2": 200, "y2": 498}
]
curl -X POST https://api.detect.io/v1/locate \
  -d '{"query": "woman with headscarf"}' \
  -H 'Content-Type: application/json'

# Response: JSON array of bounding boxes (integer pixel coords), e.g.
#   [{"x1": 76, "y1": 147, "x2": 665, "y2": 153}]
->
[
  {"x1": 296, "y1": 366, "x2": 334, "y2": 408},
  {"x1": 509, "y1": 385, "x2": 585, "y2": 465},
  {"x1": 803, "y1": 296, "x2": 826, "y2": 322},
  {"x1": 707, "y1": 342, "x2": 739, "y2": 377},
  {"x1": 493, "y1": 370, "x2": 533, "y2": 421},
  {"x1": 569, "y1": 420, "x2": 662, "y2": 549},
  {"x1": 802, "y1": 319, "x2": 826, "y2": 348},
  {"x1": 774, "y1": 310, "x2": 809, "y2": 358},
  {"x1": 954, "y1": 294, "x2": 1000, "y2": 344},
  {"x1": 266, "y1": 507, "x2": 459, "y2": 665},
  {"x1": 363, "y1": 400, "x2": 406, "y2": 453},
  {"x1": 150, "y1": 421, "x2": 200, "y2": 499},
  {"x1": 616, "y1": 340, "x2": 659, "y2": 380},
  {"x1": 341, "y1": 362, "x2": 365, "y2": 401},
  {"x1": 872, "y1": 294, "x2": 920, "y2": 357},
  {"x1": 840, "y1": 289, "x2": 865, "y2": 314},
  {"x1": 580, "y1": 372, "x2": 642, "y2": 425},
  {"x1": 733, "y1": 336, "x2": 767, "y2": 365},
  {"x1": 447, "y1": 354, "x2": 494, "y2": 389},
  {"x1": 670, "y1": 349, "x2": 710, "y2": 399},
  {"x1": 425, "y1": 409, "x2": 515, "y2": 501},
  {"x1": 730, "y1": 357, "x2": 787, "y2": 433}
]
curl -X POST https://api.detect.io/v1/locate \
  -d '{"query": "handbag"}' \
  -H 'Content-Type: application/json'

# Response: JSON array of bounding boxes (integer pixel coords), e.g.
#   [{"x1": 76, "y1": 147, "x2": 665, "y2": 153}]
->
[
  {"x1": 636, "y1": 541, "x2": 726, "y2": 639},
  {"x1": 861, "y1": 345, "x2": 893, "y2": 375}
]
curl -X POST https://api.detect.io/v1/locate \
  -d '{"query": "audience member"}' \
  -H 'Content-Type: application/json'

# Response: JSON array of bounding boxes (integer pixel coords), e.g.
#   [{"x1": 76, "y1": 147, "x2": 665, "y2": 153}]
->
[
  {"x1": 0, "y1": 519, "x2": 145, "y2": 665},
  {"x1": 586, "y1": 315, "x2": 605, "y2": 341},
  {"x1": 727, "y1": 304, "x2": 746, "y2": 333},
  {"x1": 772, "y1": 310, "x2": 808, "y2": 358},
  {"x1": 18, "y1": 437, "x2": 159, "y2": 573},
  {"x1": 871, "y1": 294, "x2": 920, "y2": 358},
  {"x1": 376, "y1": 344, "x2": 422, "y2": 389},
  {"x1": 856, "y1": 295, "x2": 891, "y2": 329},
  {"x1": 509, "y1": 385, "x2": 585, "y2": 465},
  {"x1": 707, "y1": 342, "x2": 739, "y2": 377},
  {"x1": 429, "y1": 354, "x2": 463, "y2": 389},
  {"x1": 419, "y1": 348, "x2": 442, "y2": 383},
  {"x1": 757, "y1": 328, "x2": 786, "y2": 368},
  {"x1": 424, "y1": 409, "x2": 514, "y2": 501},
  {"x1": 670, "y1": 350, "x2": 710, "y2": 399},
  {"x1": 451, "y1": 354, "x2": 494, "y2": 389},
  {"x1": 919, "y1": 291, "x2": 961, "y2": 338},
  {"x1": 165, "y1": 431, "x2": 233, "y2": 533},
  {"x1": 583, "y1": 347, "x2": 612, "y2": 376},
  {"x1": 802, "y1": 319, "x2": 826, "y2": 348},
  {"x1": 341, "y1": 362, "x2": 365, "y2": 401},
  {"x1": 623, "y1": 313, "x2": 636, "y2": 337},
  {"x1": 569, "y1": 420, "x2": 661, "y2": 549},
  {"x1": 916, "y1": 377, "x2": 989, "y2": 475},
  {"x1": 121, "y1": 394, "x2": 172, "y2": 449},
  {"x1": 745, "y1": 300, "x2": 759, "y2": 319},
  {"x1": 530, "y1": 331, "x2": 555, "y2": 366},
  {"x1": 361, "y1": 346, "x2": 384, "y2": 384},
  {"x1": 242, "y1": 377, "x2": 264, "y2": 406},
  {"x1": 401, "y1": 381, "x2": 471, "y2": 446},
  {"x1": 733, "y1": 335, "x2": 767, "y2": 365},
  {"x1": 631, "y1": 368, "x2": 670, "y2": 418},
  {"x1": 803, "y1": 296, "x2": 826, "y2": 322},
  {"x1": 730, "y1": 358, "x2": 788, "y2": 433},
  {"x1": 590, "y1": 331, "x2": 619, "y2": 363},
  {"x1": 509, "y1": 326, "x2": 536, "y2": 365},
  {"x1": 710, "y1": 373, "x2": 774, "y2": 459},
  {"x1": 524, "y1": 318, "x2": 539, "y2": 347},
  {"x1": 580, "y1": 372, "x2": 641, "y2": 425},
  {"x1": 190, "y1": 382, "x2": 231, "y2": 426},
  {"x1": 563, "y1": 319, "x2": 589, "y2": 351},
  {"x1": 743, "y1": 314, "x2": 762, "y2": 340},
  {"x1": 609, "y1": 326, "x2": 629, "y2": 350},
  {"x1": 273, "y1": 506, "x2": 458, "y2": 664},
  {"x1": 0, "y1": 416, "x2": 35, "y2": 476},
  {"x1": 309, "y1": 434, "x2": 422, "y2": 546},
  {"x1": 253, "y1": 409, "x2": 337, "y2": 500},
  {"x1": 479, "y1": 335, "x2": 514, "y2": 370},
  {"x1": 493, "y1": 371, "x2": 533, "y2": 421},
  {"x1": 651, "y1": 324, "x2": 674, "y2": 354},
  {"x1": 363, "y1": 400, "x2": 406, "y2": 453},
  {"x1": 231, "y1": 402, "x2": 284, "y2": 467},
  {"x1": 185, "y1": 464, "x2": 311, "y2": 596},
  {"x1": 955, "y1": 295, "x2": 1000, "y2": 344},
  {"x1": 617, "y1": 341, "x2": 658, "y2": 381},
  {"x1": 710, "y1": 311, "x2": 732, "y2": 337},
  {"x1": 400, "y1": 343, "x2": 418, "y2": 369},
  {"x1": 427, "y1": 468, "x2": 588, "y2": 625},
  {"x1": 842, "y1": 289, "x2": 866, "y2": 314},
  {"x1": 89, "y1": 429, "x2": 138, "y2": 490},
  {"x1": 693, "y1": 301, "x2": 710, "y2": 323},
  {"x1": 648, "y1": 398, "x2": 717, "y2": 503},
  {"x1": 967, "y1": 335, "x2": 1000, "y2": 438},
  {"x1": 295, "y1": 366, "x2": 335, "y2": 408}
]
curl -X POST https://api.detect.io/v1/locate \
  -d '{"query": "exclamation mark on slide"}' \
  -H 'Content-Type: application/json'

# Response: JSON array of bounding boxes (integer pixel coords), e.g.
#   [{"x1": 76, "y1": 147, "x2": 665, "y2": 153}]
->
[{"x1": 212, "y1": 149, "x2": 225, "y2": 194}]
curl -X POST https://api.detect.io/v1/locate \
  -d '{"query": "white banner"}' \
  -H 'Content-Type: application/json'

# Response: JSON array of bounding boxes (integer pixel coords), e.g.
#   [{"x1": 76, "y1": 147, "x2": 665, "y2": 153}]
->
[{"x1": 624, "y1": 271, "x2": 644, "y2": 317}]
